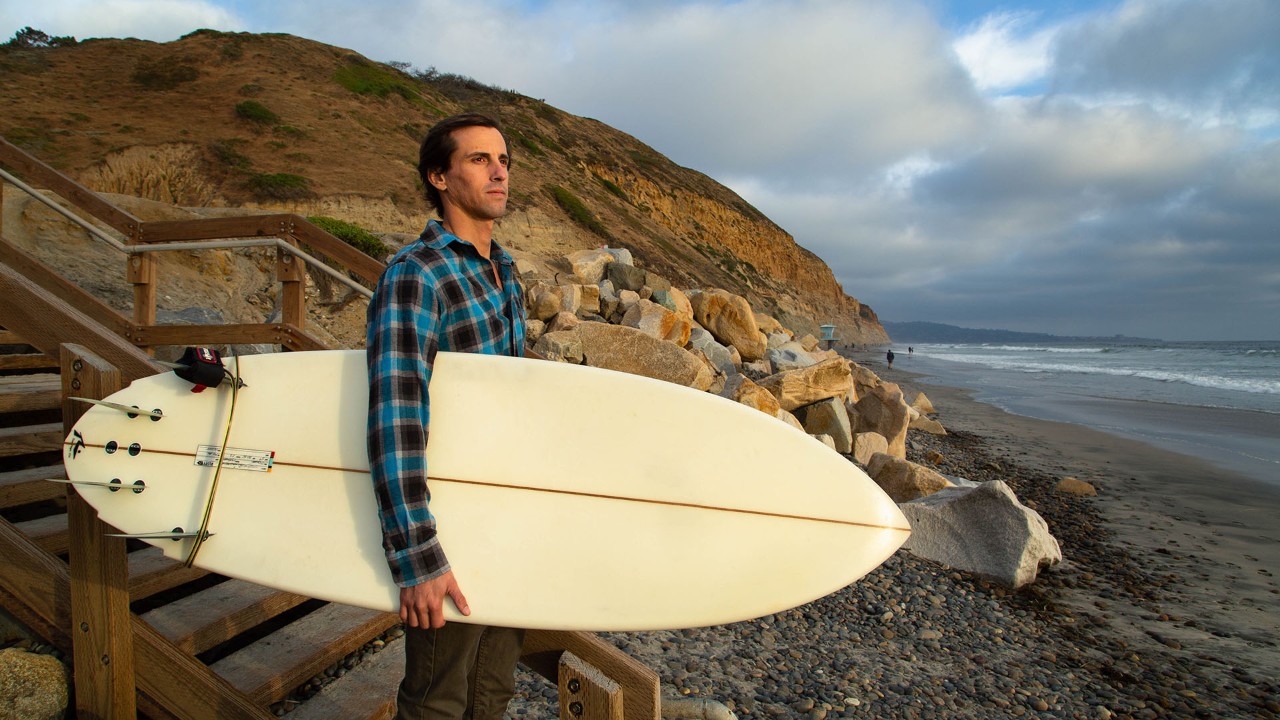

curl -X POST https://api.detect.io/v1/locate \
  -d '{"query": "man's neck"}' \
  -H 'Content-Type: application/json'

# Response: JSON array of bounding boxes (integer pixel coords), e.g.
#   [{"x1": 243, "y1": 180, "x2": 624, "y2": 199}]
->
[{"x1": 440, "y1": 214, "x2": 495, "y2": 259}]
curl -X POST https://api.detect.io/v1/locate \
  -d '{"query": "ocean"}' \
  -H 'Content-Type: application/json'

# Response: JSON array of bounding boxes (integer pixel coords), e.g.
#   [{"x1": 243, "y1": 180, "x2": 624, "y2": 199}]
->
[{"x1": 884, "y1": 340, "x2": 1280, "y2": 487}]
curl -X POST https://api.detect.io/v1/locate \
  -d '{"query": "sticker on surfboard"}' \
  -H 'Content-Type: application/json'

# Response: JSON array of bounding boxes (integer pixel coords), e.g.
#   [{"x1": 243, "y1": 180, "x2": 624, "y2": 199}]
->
[{"x1": 195, "y1": 444, "x2": 275, "y2": 472}]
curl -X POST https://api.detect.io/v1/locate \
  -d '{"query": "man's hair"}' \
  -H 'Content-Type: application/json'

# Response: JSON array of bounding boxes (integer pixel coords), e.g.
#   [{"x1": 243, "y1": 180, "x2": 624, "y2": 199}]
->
[{"x1": 417, "y1": 113, "x2": 509, "y2": 212}]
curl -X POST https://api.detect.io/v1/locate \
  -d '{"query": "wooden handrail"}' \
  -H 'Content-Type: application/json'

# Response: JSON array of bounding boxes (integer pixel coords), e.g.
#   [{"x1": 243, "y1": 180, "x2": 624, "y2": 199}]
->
[{"x1": 0, "y1": 137, "x2": 378, "y2": 353}]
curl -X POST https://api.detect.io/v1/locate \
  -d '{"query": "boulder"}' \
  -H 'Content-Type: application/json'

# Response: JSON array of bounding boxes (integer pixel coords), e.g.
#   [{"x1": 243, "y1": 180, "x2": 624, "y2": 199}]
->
[
  {"x1": 597, "y1": 281, "x2": 619, "y2": 319},
  {"x1": 622, "y1": 299, "x2": 692, "y2": 346},
  {"x1": 909, "y1": 414, "x2": 948, "y2": 435},
  {"x1": 766, "y1": 332, "x2": 792, "y2": 350},
  {"x1": 687, "y1": 327, "x2": 737, "y2": 376},
  {"x1": 566, "y1": 249, "x2": 614, "y2": 284},
  {"x1": 688, "y1": 289, "x2": 766, "y2": 362},
  {"x1": 577, "y1": 322, "x2": 713, "y2": 391},
  {"x1": 796, "y1": 397, "x2": 853, "y2": 454},
  {"x1": 798, "y1": 334, "x2": 819, "y2": 352},
  {"x1": 813, "y1": 434, "x2": 837, "y2": 452},
  {"x1": 900, "y1": 480, "x2": 1063, "y2": 589},
  {"x1": 603, "y1": 247, "x2": 634, "y2": 266},
  {"x1": 644, "y1": 272, "x2": 673, "y2": 293},
  {"x1": 607, "y1": 262, "x2": 647, "y2": 292},
  {"x1": 754, "y1": 313, "x2": 786, "y2": 336},
  {"x1": 546, "y1": 311, "x2": 580, "y2": 333},
  {"x1": 866, "y1": 452, "x2": 951, "y2": 502},
  {"x1": 852, "y1": 432, "x2": 888, "y2": 466},
  {"x1": 618, "y1": 289, "x2": 641, "y2": 316},
  {"x1": 1055, "y1": 477, "x2": 1098, "y2": 497},
  {"x1": 532, "y1": 329, "x2": 584, "y2": 364},
  {"x1": 767, "y1": 342, "x2": 817, "y2": 373},
  {"x1": 910, "y1": 391, "x2": 936, "y2": 415},
  {"x1": 757, "y1": 358, "x2": 853, "y2": 412},
  {"x1": 850, "y1": 381, "x2": 910, "y2": 458},
  {"x1": 527, "y1": 284, "x2": 562, "y2": 322},
  {"x1": 525, "y1": 318, "x2": 546, "y2": 344},
  {"x1": 0, "y1": 648, "x2": 68, "y2": 720},
  {"x1": 720, "y1": 374, "x2": 781, "y2": 417}
]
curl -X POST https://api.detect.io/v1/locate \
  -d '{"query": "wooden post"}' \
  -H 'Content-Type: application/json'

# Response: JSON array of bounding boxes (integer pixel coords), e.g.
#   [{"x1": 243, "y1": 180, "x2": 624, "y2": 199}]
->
[
  {"x1": 277, "y1": 242, "x2": 306, "y2": 336},
  {"x1": 128, "y1": 253, "x2": 157, "y2": 349},
  {"x1": 559, "y1": 652, "x2": 623, "y2": 720},
  {"x1": 62, "y1": 344, "x2": 137, "y2": 718}
]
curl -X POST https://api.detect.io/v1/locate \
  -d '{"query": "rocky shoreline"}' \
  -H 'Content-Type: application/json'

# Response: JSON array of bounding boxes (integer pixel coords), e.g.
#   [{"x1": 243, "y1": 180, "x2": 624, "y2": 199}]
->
[{"x1": 504, "y1": 372, "x2": 1278, "y2": 719}]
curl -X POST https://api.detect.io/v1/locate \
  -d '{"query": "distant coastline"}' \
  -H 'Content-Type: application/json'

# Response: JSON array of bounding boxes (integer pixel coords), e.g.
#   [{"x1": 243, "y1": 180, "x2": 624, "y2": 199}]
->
[{"x1": 882, "y1": 320, "x2": 1160, "y2": 345}]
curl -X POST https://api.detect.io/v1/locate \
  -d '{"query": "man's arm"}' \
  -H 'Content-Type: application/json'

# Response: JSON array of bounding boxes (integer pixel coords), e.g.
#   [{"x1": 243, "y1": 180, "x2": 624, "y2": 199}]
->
[{"x1": 366, "y1": 260, "x2": 468, "y2": 626}]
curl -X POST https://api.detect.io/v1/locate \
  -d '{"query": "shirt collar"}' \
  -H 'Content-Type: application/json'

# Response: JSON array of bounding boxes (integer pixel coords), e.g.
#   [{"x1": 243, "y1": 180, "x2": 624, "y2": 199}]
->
[{"x1": 420, "y1": 219, "x2": 513, "y2": 267}]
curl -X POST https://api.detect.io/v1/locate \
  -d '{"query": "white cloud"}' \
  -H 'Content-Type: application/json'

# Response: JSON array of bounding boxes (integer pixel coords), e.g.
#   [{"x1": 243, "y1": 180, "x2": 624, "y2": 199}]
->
[{"x1": 952, "y1": 11, "x2": 1055, "y2": 92}]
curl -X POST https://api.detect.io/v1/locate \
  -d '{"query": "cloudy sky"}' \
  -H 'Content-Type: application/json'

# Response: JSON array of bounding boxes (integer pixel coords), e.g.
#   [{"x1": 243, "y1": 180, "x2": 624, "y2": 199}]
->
[{"x1": 4, "y1": 0, "x2": 1277, "y2": 340}]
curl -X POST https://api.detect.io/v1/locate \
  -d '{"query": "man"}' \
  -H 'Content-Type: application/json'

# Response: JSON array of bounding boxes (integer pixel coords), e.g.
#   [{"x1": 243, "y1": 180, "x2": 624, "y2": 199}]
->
[{"x1": 366, "y1": 113, "x2": 527, "y2": 719}]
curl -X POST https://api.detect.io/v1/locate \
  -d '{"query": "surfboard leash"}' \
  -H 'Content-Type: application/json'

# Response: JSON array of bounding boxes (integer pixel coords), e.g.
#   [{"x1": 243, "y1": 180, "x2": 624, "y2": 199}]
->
[{"x1": 184, "y1": 349, "x2": 242, "y2": 567}]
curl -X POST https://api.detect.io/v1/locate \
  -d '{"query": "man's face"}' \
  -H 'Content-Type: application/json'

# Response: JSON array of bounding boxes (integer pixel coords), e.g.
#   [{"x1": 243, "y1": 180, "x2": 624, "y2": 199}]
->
[{"x1": 435, "y1": 125, "x2": 510, "y2": 222}]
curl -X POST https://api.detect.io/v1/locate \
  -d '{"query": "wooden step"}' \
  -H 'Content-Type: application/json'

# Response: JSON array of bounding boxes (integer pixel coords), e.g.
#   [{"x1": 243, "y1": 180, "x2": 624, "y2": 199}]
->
[
  {"x1": 0, "y1": 352, "x2": 57, "y2": 372},
  {"x1": 0, "y1": 422, "x2": 63, "y2": 457},
  {"x1": 210, "y1": 603, "x2": 399, "y2": 705},
  {"x1": 127, "y1": 546, "x2": 209, "y2": 601},
  {"x1": 0, "y1": 464, "x2": 65, "y2": 509},
  {"x1": 0, "y1": 329, "x2": 22, "y2": 345},
  {"x1": 13, "y1": 512, "x2": 68, "y2": 554},
  {"x1": 0, "y1": 375, "x2": 60, "y2": 413},
  {"x1": 287, "y1": 635, "x2": 404, "y2": 720},
  {"x1": 141, "y1": 580, "x2": 309, "y2": 655}
]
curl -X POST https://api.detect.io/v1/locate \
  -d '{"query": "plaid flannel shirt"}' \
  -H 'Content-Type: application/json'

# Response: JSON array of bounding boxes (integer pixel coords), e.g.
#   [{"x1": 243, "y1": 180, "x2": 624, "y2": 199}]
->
[{"x1": 366, "y1": 220, "x2": 526, "y2": 587}]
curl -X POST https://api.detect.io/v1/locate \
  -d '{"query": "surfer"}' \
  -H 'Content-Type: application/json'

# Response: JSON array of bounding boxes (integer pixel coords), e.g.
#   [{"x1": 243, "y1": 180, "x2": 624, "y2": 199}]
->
[{"x1": 367, "y1": 113, "x2": 528, "y2": 720}]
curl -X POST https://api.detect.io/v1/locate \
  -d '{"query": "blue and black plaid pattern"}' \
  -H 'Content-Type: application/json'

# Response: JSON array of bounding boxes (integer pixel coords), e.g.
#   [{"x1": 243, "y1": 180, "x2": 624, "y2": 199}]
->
[{"x1": 366, "y1": 220, "x2": 526, "y2": 586}]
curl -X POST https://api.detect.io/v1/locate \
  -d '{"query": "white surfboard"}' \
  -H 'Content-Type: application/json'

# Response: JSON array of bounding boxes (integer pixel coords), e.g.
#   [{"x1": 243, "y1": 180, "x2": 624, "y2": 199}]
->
[{"x1": 62, "y1": 350, "x2": 909, "y2": 631}]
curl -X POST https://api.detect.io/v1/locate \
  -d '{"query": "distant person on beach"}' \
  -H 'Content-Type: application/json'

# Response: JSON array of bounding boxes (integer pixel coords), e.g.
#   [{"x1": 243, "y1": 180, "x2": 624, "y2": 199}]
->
[
  {"x1": 909, "y1": 346, "x2": 913, "y2": 355},
  {"x1": 887, "y1": 349, "x2": 895, "y2": 368},
  {"x1": 367, "y1": 113, "x2": 526, "y2": 720}
]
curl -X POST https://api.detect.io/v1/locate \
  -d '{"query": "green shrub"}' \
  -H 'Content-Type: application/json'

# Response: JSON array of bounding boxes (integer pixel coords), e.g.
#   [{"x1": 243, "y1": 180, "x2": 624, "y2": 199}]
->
[
  {"x1": 333, "y1": 58, "x2": 420, "y2": 102},
  {"x1": 132, "y1": 58, "x2": 199, "y2": 90},
  {"x1": 4, "y1": 27, "x2": 76, "y2": 49},
  {"x1": 210, "y1": 139, "x2": 252, "y2": 170},
  {"x1": 307, "y1": 216, "x2": 390, "y2": 259},
  {"x1": 547, "y1": 185, "x2": 611, "y2": 240},
  {"x1": 245, "y1": 172, "x2": 313, "y2": 200},
  {"x1": 235, "y1": 100, "x2": 279, "y2": 125},
  {"x1": 597, "y1": 177, "x2": 627, "y2": 200}
]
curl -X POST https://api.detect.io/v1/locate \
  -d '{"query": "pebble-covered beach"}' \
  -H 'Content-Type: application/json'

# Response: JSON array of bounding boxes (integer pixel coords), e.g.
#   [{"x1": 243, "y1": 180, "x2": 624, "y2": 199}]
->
[{"x1": 506, "y1": 374, "x2": 1280, "y2": 720}]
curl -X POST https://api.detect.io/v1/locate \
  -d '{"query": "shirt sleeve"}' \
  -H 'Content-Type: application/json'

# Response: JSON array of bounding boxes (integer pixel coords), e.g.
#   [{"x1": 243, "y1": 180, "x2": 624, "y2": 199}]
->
[{"x1": 366, "y1": 259, "x2": 450, "y2": 587}]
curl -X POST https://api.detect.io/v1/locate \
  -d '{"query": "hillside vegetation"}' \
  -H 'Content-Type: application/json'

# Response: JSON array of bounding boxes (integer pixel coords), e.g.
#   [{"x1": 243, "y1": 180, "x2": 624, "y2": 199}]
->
[{"x1": 0, "y1": 28, "x2": 886, "y2": 343}]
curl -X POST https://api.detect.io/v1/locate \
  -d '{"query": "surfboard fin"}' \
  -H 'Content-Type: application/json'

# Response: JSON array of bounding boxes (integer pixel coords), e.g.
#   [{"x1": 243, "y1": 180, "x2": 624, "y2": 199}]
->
[
  {"x1": 48, "y1": 478, "x2": 147, "y2": 494},
  {"x1": 70, "y1": 397, "x2": 163, "y2": 419}
]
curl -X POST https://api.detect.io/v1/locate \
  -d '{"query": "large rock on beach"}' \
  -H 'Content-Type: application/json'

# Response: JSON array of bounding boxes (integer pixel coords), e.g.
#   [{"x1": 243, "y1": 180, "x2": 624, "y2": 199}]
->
[
  {"x1": 689, "y1": 289, "x2": 767, "y2": 361},
  {"x1": 607, "y1": 261, "x2": 647, "y2": 292},
  {"x1": 900, "y1": 480, "x2": 1063, "y2": 589},
  {"x1": 532, "y1": 329, "x2": 584, "y2": 364},
  {"x1": 797, "y1": 397, "x2": 853, "y2": 454},
  {"x1": 767, "y1": 342, "x2": 816, "y2": 373},
  {"x1": 853, "y1": 431, "x2": 889, "y2": 466},
  {"x1": 0, "y1": 648, "x2": 68, "y2": 720},
  {"x1": 577, "y1": 322, "x2": 713, "y2": 391},
  {"x1": 850, "y1": 381, "x2": 910, "y2": 458},
  {"x1": 622, "y1": 299, "x2": 691, "y2": 346},
  {"x1": 911, "y1": 391, "x2": 937, "y2": 414},
  {"x1": 688, "y1": 327, "x2": 737, "y2": 376},
  {"x1": 566, "y1": 249, "x2": 614, "y2": 284},
  {"x1": 866, "y1": 452, "x2": 951, "y2": 502},
  {"x1": 720, "y1": 374, "x2": 782, "y2": 417},
  {"x1": 910, "y1": 414, "x2": 948, "y2": 435},
  {"x1": 757, "y1": 358, "x2": 853, "y2": 412}
]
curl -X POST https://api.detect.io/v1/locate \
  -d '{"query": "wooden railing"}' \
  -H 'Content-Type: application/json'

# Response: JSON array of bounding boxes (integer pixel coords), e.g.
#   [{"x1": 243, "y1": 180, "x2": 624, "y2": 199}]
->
[{"x1": 0, "y1": 137, "x2": 378, "y2": 354}]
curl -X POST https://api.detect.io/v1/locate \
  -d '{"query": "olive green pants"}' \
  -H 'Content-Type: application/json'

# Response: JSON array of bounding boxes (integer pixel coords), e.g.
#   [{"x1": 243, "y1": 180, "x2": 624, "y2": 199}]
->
[{"x1": 395, "y1": 623, "x2": 525, "y2": 720}]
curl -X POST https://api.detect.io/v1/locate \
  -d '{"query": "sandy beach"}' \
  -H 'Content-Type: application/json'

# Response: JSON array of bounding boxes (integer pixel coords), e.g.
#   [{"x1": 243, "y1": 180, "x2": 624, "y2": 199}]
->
[{"x1": 506, "y1": 363, "x2": 1280, "y2": 719}]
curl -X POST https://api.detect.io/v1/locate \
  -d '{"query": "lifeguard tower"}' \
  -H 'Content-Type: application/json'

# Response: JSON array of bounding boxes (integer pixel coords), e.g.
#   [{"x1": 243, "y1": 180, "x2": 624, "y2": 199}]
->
[{"x1": 820, "y1": 324, "x2": 839, "y2": 350}]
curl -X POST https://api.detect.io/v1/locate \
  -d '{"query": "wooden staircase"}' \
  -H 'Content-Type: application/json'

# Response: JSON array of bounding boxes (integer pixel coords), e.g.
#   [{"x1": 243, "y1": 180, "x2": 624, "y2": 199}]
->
[
  {"x1": 0, "y1": 332, "x2": 409, "y2": 719},
  {"x1": 0, "y1": 136, "x2": 661, "y2": 719}
]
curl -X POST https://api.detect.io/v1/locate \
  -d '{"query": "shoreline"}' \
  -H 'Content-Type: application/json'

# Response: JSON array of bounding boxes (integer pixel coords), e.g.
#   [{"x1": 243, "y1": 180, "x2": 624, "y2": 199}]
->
[{"x1": 508, "y1": 362, "x2": 1280, "y2": 718}]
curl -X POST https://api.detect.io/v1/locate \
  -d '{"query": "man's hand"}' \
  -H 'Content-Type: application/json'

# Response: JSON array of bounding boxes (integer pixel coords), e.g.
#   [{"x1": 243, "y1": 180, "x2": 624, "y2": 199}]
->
[{"x1": 400, "y1": 571, "x2": 470, "y2": 629}]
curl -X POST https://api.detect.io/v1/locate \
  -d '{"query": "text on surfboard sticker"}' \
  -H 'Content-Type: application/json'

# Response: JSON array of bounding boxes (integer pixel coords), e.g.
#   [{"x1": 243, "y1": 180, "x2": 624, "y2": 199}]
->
[{"x1": 195, "y1": 444, "x2": 275, "y2": 472}]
